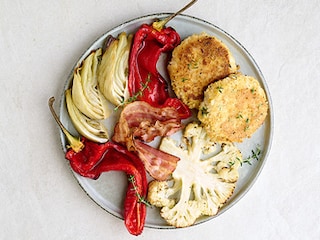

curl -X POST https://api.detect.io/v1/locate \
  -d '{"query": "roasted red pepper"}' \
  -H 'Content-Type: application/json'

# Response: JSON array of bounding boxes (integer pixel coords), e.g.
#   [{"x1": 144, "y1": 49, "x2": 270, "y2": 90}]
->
[
  {"x1": 128, "y1": 23, "x2": 191, "y2": 119},
  {"x1": 65, "y1": 138, "x2": 147, "y2": 236},
  {"x1": 49, "y1": 97, "x2": 146, "y2": 234}
]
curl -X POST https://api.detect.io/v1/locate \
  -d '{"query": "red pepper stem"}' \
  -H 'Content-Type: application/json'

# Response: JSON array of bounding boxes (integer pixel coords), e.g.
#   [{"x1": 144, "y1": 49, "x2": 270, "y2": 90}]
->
[
  {"x1": 48, "y1": 97, "x2": 84, "y2": 153},
  {"x1": 152, "y1": 0, "x2": 198, "y2": 31}
]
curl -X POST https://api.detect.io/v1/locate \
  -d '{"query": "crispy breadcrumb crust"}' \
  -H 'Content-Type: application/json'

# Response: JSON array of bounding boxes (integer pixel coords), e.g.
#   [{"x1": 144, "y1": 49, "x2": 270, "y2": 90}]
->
[
  {"x1": 198, "y1": 73, "x2": 268, "y2": 143},
  {"x1": 168, "y1": 33, "x2": 237, "y2": 109}
]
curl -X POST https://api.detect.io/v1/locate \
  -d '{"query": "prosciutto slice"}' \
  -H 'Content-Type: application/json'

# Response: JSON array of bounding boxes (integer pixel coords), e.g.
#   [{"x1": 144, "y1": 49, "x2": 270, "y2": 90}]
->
[
  {"x1": 133, "y1": 140, "x2": 179, "y2": 181},
  {"x1": 112, "y1": 101, "x2": 182, "y2": 180}
]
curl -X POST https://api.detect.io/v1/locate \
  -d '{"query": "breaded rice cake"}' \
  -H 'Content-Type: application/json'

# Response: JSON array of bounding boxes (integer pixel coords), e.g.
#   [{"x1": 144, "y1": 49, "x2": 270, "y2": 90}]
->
[
  {"x1": 198, "y1": 73, "x2": 268, "y2": 143},
  {"x1": 168, "y1": 33, "x2": 237, "y2": 109}
]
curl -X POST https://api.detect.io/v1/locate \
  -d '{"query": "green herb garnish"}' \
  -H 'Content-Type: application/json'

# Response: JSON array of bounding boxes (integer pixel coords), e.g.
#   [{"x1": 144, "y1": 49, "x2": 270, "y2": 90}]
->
[
  {"x1": 114, "y1": 73, "x2": 151, "y2": 110},
  {"x1": 201, "y1": 106, "x2": 209, "y2": 115},
  {"x1": 229, "y1": 145, "x2": 262, "y2": 167},
  {"x1": 216, "y1": 86, "x2": 223, "y2": 93},
  {"x1": 128, "y1": 175, "x2": 151, "y2": 207},
  {"x1": 188, "y1": 60, "x2": 199, "y2": 69},
  {"x1": 236, "y1": 113, "x2": 243, "y2": 119},
  {"x1": 244, "y1": 118, "x2": 250, "y2": 131}
]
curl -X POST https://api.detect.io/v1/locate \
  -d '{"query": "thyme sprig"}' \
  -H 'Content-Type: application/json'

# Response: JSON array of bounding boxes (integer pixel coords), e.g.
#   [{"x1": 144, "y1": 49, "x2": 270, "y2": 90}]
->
[
  {"x1": 229, "y1": 145, "x2": 262, "y2": 167},
  {"x1": 114, "y1": 73, "x2": 151, "y2": 110},
  {"x1": 128, "y1": 175, "x2": 151, "y2": 207}
]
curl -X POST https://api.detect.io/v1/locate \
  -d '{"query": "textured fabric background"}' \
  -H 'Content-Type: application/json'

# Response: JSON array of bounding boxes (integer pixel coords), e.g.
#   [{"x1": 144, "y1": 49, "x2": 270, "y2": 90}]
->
[{"x1": 1, "y1": 0, "x2": 319, "y2": 239}]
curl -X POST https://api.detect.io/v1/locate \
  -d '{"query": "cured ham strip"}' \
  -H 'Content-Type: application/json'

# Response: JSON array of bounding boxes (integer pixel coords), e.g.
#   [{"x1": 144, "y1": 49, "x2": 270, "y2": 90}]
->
[
  {"x1": 112, "y1": 101, "x2": 183, "y2": 180},
  {"x1": 132, "y1": 119, "x2": 181, "y2": 142},
  {"x1": 133, "y1": 140, "x2": 180, "y2": 181},
  {"x1": 119, "y1": 101, "x2": 182, "y2": 127},
  {"x1": 113, "y1": 101, "x2": 182, "y2": 144}
]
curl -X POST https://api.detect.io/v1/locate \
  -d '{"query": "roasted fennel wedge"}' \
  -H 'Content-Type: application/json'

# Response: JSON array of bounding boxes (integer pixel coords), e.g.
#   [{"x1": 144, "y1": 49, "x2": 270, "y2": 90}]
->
[
  {"x1": 65, "y1": 89, "x2": 109, "y2": 143},
  {"x1": 97, "y1": 32, "x2": 133, "y2": 106},
  {"x1": 72, "y1": 49, "x2": 111, "y2": 120}
]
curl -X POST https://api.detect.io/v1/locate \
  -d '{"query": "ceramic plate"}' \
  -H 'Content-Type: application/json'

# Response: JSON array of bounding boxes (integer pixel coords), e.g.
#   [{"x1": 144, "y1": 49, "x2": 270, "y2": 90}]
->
[{"x1": 59, "y1": 13, "x2": 273, "y2": 229}]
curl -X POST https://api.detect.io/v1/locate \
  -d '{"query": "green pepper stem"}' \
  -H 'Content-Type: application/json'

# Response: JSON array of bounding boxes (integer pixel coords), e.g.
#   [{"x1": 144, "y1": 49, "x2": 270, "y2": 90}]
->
[
  {"x1": 152, "y1": 0, "x2": 198, "y2": 31},
  {"x1": 48, "y1": 96, "x2": 84, "y2": 153}
]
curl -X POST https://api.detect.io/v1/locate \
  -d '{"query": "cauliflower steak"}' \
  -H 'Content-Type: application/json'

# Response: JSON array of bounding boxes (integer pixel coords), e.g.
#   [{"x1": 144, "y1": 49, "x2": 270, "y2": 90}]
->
[{"x1": 147, "y1": 122, "x2": 242, "y2": 228}]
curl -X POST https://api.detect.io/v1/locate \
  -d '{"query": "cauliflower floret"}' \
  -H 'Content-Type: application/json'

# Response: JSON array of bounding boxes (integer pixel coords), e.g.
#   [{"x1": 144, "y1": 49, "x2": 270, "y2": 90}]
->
[
  {"x1": 147, "y1": 181, "x2": 176, "y2": 208},
  {"x1": 147, "y1": 122, "x2": 242, "y2": 228}
]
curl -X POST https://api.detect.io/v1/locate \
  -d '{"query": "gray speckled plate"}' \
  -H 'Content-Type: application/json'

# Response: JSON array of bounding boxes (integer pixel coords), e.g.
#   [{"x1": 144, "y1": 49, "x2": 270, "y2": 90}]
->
[{"x1": 59, "y1": 13, "x2": 273, "y2": 229}]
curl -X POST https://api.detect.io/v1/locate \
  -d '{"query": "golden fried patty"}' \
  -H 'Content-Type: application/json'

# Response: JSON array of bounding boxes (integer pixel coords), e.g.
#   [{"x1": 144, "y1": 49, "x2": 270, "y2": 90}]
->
[
  {"x1": 168, "y1": 33, "x2": 237, "y2": 109},
  {"x1": 198, "y1": 73, "x2": 268, "y2": 143}
]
